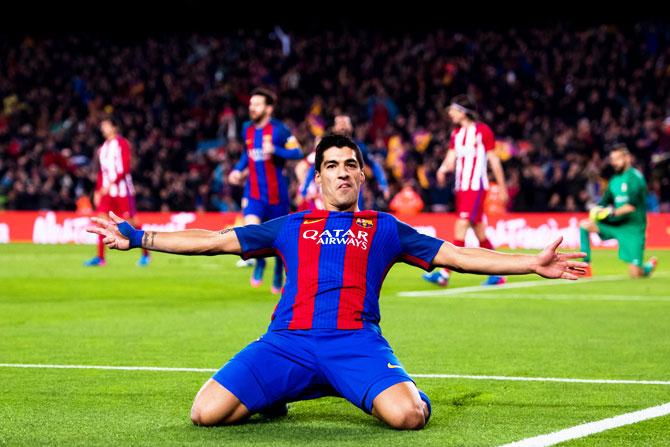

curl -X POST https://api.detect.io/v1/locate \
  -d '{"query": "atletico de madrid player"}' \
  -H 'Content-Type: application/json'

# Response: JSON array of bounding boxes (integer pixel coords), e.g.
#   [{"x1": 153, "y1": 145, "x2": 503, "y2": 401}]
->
[
  {"x1": 84, "y1": 116, "x2": 150, "y2": 267},
  {"x1": 424, "y1": 95, "x2": 508, "y2": 287},
  {"x1": 87, "y1": 134, "x2": 587, "y2": 430}
]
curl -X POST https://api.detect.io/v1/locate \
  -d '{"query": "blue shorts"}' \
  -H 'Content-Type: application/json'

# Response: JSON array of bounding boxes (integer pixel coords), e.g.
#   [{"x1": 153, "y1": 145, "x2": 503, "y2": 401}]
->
[
  {"x1": 212, "y1": 328, "x2": 414, "y2": 414},
  {"x1": 243, "y1": 198, "x2": 290, "y2": 222}
]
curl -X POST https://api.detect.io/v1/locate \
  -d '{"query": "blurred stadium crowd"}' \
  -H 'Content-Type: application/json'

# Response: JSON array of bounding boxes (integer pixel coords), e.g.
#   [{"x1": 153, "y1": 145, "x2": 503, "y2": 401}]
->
[{"x1": 1, "y1": 22, "x2": 669, "y2": 213}]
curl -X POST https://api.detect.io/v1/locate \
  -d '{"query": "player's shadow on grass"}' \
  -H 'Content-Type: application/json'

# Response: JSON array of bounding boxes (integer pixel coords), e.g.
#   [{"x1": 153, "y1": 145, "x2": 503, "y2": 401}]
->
[{"x1": 445, "y1": 391, "x2": 486, "y2": 407}]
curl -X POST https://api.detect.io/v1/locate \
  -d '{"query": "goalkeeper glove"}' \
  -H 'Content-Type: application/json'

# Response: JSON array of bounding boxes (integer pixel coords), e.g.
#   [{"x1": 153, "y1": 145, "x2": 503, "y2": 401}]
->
[{"x1": 589, "y1": 205, "x2": 614, "y2": 222}]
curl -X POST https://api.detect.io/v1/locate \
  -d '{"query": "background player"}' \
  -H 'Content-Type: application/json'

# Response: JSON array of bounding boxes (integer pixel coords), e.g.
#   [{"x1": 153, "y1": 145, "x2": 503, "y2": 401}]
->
[
  {"x1": 580, "y1": 143, "x2": 657, "y2": 278},
  {"x1": 227, "y1": 88, "x2": 303, "y2": 293},
  {"x1": 423, "y1": 95, "x2": 509, "y2": 287},
  {"x1": 84, "y1": 116, "x2": 150, "y2": 267}
]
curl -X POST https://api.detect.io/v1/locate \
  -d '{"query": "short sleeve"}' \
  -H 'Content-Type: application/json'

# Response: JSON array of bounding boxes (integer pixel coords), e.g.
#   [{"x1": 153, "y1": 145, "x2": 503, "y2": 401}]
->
[
  {"x1": 395, "y1": 219, "x2": 444, "y2": 271},
  {"x1": 479, "y1": 123, "x2": 495, "y2": 151},
  {"x1": 448, "y1": 129, "x2": 457, "y2": 150},
  {"x1": 234, "y1": 215, "x2": 287, "y2": 259}
]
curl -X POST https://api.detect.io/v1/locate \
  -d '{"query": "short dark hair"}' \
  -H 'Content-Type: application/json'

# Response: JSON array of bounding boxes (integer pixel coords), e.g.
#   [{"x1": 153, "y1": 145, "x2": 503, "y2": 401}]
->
[
  {"x1": 606, "y1": 141, "x2": 630, "y2": 154},
  {"x1": 314, "y1": 133, "x2": 364, "y2": 172},
  {"x1": 450, "y1": 94, "x2": 479, "y2": 120},
  {"x1": 250, "y1": 87, "x2": 277, "y2": 106},
  {"x1": 101, "y1": 115, "x2": 121, "y2": 130}
]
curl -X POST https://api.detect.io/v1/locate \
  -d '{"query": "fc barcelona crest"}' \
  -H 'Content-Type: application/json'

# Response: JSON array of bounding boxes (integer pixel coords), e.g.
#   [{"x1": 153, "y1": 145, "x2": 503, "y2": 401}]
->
[{"x1": 356, "y1": 218, "x2": 374, "y2": 228}]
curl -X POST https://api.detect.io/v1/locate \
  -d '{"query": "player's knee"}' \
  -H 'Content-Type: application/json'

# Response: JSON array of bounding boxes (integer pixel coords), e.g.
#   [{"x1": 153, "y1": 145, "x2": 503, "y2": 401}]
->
[
  {"x1": 190, "y1": 405, "x2": 204, "y2": 426},
  {"x1": 190, "y1": 404, "x2": 210, "y2": 426},
  {"x1": 190, "y1": 403, "x2": 224, "y2": 427},
  {"x1": 385, "y1": 403, "x2": 426, "y2": 430}
]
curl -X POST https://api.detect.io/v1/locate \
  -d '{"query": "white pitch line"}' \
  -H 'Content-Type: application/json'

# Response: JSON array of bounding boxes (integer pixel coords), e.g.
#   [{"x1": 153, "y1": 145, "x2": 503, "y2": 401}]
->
[
  {"x1": 410, "y1": 373, "x2": 670, "y2": 386},
  {"x1": 1, "y1": 363, "x2": 670, "y2": 386},
  {"x1": 398, "y1": 272, "x2": 670, "y2": 298},
  {"x1": 498, "y1": 401, "x2": 670, "y2": 447},
  {"x1": 0, "y1": 363, "x2": 216, "y2": 373},
  {"x1": 412, "y1": 293, "x2": 670, "y2": 302}
]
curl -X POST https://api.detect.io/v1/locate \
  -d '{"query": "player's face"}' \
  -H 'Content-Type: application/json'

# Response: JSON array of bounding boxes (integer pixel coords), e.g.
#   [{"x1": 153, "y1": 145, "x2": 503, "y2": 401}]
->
[
  {"x1": 249, "y1": 95, "x2": 271, "y2": 123},
  {"x1": 316, "y1": 147, "x2": 365, "y2": 212},
  {"x1": 448, "y1": 106, "x2": 466, "y2": 125},
  {"x1": 610, "y1": 150, "x2": 630, "y2": 173},
  {"x1": 333, "y1": 116, "x2": 353, "y2": 135},
  {"x1": 100, "y1": 121, "x2": 115, "y2": 139}
]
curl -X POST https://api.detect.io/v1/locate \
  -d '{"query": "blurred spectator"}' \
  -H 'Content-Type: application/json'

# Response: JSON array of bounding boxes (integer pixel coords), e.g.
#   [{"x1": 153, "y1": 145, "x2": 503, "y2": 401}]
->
[
  {"x1": 1, "y1": 23, "x2": 669, "y2": 212},
  {"x1": 389, "y1": 182, "x2": 425, "y2": 215}
]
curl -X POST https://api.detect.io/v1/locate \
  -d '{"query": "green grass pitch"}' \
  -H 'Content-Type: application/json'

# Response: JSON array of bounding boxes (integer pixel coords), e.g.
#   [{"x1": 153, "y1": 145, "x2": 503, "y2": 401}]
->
[{"x1": 1, "y1": 243, "x2": 669, "y2": 446}]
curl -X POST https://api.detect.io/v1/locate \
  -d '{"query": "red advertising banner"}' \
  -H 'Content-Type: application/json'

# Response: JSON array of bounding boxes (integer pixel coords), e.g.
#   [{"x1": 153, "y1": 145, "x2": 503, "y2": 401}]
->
[
  {"x1": 399, "y1": 213, "x2": 670, "y2": 249},
  {"x1": 0, "y1": 211, "x2": 669, "y2": 249},
  {"x1": 0, "y1": 212, "x2": 242, "y2": 245}
]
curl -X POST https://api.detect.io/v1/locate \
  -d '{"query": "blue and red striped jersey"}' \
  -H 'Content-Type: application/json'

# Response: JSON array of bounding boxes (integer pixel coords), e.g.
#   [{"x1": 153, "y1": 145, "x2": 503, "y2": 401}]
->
[
  {"x1": 235, "y1": 118, "x2": 303, "y2": 205},
  {"x1": 234, "y1": 210, "x2": 444, "y2": 331}
]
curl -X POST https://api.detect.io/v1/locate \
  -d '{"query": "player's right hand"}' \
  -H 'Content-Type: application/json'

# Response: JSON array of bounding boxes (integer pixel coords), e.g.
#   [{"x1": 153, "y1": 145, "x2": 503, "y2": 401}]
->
[
  {"x1": 589, "y1": 206, "x2": 613, "y2": 222},
  {"x1": 86, "y1": 211, "x2": 131, "y2": 251}
]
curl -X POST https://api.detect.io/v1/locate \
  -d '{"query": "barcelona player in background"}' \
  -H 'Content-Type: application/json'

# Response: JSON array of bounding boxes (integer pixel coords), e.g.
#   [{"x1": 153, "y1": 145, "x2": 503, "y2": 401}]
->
[{"x1": 227, "y1": 88, "x2": 303, "y2": 293}]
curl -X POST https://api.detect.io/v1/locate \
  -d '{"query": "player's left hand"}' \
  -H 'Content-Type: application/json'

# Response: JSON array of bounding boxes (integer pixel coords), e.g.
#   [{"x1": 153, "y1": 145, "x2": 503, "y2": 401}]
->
[
  {"x1": 86, "y1": 211, "x2": 132, "y2": 251},
  {"x1": 533, "y1": 236, "x2": 588, "y2": 280}
]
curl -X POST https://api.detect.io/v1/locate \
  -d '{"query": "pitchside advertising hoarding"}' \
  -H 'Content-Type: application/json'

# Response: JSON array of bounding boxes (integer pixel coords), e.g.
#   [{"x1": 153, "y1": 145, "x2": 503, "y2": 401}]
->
[{"x1": 0, "y1": 211, "x2": 669, "y2": 249}]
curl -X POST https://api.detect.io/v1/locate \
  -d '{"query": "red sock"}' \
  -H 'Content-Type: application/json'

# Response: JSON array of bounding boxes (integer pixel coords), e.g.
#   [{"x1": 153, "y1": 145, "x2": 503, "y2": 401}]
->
[
  {"x1": 479, "y1": 239, "x2": 493, "y2": 250},
  {"x1": 97, "y1": 234, "x2": 105, "y2": 259}
]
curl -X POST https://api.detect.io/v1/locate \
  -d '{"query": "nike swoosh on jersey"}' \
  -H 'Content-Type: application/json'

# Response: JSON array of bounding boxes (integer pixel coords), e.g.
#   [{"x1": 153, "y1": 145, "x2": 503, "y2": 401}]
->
[
  {"x1": 304, "y1": 218, "x2": 325, "y2": 224},
  {"x1": 387, "y1": 362, "x2": 402, "y2": 369}
]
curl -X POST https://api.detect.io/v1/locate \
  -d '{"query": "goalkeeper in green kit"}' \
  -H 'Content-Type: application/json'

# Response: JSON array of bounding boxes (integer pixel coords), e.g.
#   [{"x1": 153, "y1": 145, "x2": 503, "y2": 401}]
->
[{"x1": 579, "y1": 143, "x2": 657, "y2": 278}]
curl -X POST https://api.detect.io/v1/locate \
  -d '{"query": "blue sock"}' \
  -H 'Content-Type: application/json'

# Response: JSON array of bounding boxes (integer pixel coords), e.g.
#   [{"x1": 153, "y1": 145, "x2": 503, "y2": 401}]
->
[
  {"x1": 418, "y1": 389, "x2": 432, "y2": 423},
  {"x1": 254, "y1": 258, "x2": 266, "y2": 279}
]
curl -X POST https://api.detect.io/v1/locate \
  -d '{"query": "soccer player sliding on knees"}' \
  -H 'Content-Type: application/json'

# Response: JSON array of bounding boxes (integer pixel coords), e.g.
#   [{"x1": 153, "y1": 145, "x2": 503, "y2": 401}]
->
[{"x1": 87, "y1": 134, "x2": 587, "y2": 430}]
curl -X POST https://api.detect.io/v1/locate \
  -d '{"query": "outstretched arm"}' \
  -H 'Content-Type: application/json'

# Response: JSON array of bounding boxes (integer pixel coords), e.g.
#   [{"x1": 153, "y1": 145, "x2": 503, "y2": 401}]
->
[
  {"x1": 432, "y1": 236, "x2": 587, "y2": 280},
  {"x1": 86, "y1": 212, "x2": 242, "y2": 256}
]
